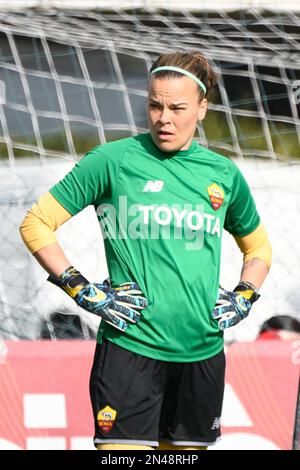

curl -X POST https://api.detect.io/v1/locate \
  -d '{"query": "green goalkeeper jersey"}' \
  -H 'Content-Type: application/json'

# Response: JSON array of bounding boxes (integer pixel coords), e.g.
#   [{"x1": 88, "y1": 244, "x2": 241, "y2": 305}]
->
[{"x1": 50, "y1": 133, "x2": 260, "y2": 362}]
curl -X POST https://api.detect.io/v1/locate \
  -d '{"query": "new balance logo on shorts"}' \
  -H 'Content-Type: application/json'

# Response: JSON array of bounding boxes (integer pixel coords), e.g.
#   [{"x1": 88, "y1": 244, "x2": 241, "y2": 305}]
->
[
  {"x1": 143, "y1": 180, "x2": 164, "y2": 192},
  {"x1": 211, "y1": 417, "x2": 221, "y2": 430}
]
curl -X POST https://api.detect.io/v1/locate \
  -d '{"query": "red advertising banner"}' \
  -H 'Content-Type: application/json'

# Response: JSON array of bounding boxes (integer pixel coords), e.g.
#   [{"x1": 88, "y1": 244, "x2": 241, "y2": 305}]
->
[
  {"x1": 0, "y1": 339, "x2": 299, "y2": 450},
  {"x1": 219, "y1": 340, "x2": 300, "y2": 450}
]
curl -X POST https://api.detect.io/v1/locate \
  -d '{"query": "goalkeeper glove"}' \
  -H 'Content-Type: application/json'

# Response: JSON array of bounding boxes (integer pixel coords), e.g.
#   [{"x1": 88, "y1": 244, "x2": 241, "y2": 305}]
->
[
  {"x1": 211, "y1": 281, "x2": 260, "y2": 331},
  {"x1": 47, "y1": 266, "x2": 148, "y2": 332}
]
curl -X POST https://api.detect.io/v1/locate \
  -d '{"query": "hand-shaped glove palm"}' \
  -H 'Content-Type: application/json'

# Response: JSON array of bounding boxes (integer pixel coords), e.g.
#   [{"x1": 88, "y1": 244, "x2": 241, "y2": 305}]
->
[
  {"x1": 48, "y1": 267, "x2": 148, "y2": 332},
  {"x1": 212, "y1": 282, "x2": 259, "y2": 331}
]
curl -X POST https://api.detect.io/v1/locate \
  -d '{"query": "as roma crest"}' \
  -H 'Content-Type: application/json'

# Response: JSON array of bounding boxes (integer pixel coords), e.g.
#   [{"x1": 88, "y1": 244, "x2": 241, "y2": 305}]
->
[
  {"x1": 207, "y1": 183, "x2": 224, "y2": 211},
  {"x1": 97, "y1": 405, "x2": 117, "y2": 434}
]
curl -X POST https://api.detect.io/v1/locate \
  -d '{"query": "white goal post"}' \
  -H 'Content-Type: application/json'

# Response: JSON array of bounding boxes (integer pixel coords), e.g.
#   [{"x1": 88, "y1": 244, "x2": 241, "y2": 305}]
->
[{"x1": 1, "y1": 1, "x2": 300, "y2": 12}]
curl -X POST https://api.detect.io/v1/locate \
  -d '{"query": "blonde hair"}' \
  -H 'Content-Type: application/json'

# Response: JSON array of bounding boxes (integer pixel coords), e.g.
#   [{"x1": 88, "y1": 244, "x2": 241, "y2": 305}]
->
[{"x1": 150, "y1": 51, "x2": 218, "y2": 100}]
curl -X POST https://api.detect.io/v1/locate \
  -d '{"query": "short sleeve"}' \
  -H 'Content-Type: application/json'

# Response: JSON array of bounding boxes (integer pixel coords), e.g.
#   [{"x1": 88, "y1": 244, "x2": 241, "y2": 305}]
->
[
  {"x1": 49, "y1": 146, "x2": 119, "y2": 216},
  {"x1": 224, "y1": 161, "x2": 260, "y2": 237}
]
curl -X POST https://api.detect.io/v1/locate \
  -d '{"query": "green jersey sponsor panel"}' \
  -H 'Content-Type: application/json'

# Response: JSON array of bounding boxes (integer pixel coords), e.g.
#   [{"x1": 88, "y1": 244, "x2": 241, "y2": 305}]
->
[{"x1": 50, "y1": 133, "x2": 260, "y2": 362}]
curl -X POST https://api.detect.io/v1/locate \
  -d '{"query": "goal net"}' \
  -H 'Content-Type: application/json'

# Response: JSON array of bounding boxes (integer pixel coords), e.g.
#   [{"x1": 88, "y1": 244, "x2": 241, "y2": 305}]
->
[{"x1": 0, "y1": 5, "x2": 299, "y2": 341}]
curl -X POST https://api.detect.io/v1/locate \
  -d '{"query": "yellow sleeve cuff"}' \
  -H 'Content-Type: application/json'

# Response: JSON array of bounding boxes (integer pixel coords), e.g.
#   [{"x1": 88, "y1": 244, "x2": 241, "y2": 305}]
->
[
  {"x1": 234, "y1": 223, "x2": 272, "y2": 269},
  {"x1": 19, "y1": 192, "x2": 72, "y2": 254}
]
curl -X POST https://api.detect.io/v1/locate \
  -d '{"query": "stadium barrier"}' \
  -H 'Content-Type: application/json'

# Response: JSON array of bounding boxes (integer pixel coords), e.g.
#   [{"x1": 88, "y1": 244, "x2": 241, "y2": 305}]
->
[{"x1": 0, "y1": 339, "x2": 299, "y2": 450}]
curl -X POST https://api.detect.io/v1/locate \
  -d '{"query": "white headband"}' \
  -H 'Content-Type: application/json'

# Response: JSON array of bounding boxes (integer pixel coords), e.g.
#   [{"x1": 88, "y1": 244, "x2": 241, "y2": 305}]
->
[{"x1": 150, "y1": 66, "x2": 207, "y2": 94}]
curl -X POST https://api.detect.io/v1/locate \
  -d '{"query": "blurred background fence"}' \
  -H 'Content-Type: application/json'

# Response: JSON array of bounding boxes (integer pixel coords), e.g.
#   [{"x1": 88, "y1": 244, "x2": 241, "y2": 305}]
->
[{"x1": 0, "y1": 1, "x2": 299, "y2": 344}]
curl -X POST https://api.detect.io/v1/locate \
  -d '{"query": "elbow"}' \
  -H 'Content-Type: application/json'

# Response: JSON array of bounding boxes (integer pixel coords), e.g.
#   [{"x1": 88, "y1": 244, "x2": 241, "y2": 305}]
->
[
  {"x1": 265, "y1": 243, "x2": 272, "y2": 269},
  {"x1": 19, "y1": 213, "x2": 30, "y2": 247},
  {"x1": 19, "y1": 210, "x2": 57, "y2": 255},
  {"x1": 235, "y1": 223, "x2": 272, "y2": 270},
  {"x1": 244, "y1": 242, "x2": 272, "y2": 270}
]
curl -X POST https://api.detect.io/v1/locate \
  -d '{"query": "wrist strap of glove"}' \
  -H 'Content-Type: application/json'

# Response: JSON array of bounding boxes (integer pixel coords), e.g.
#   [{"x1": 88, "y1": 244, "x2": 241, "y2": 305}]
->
[
  {"x1": 233, "y1": 281, "x2": 260, "y2": 304},
  {"x1": 48, "y1": 266, "x2": 89, "y2": 298}
]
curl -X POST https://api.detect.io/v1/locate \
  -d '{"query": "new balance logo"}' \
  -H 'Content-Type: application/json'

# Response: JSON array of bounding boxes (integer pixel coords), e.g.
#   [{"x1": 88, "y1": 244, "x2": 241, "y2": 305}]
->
[
  {"x1": 143, "y1": 180, "x2": 164, "y2": 192},
  {"x1": 211, "y1": 417, "x2": 221, "y2": 430}
]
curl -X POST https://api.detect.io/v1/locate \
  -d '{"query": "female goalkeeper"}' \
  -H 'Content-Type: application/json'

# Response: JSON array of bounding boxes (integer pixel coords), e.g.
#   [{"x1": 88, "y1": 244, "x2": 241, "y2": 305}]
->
[{"x1": 20, "y1": 51, "x2": 272, "y2": 451}]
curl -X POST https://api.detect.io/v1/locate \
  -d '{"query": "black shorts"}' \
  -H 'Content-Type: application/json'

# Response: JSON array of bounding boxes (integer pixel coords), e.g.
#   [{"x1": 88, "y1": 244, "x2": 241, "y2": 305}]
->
[{"x1": 90, "y1": 338, "x2": 225, "y2": 448}]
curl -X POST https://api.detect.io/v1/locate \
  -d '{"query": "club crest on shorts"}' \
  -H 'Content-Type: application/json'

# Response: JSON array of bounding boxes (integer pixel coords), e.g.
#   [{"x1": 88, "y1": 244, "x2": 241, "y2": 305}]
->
[
  {"x1": 97, "y1": 405, "x2": 117, "y2": 434},
  {"x1": 207, "y1": 183, "x2": 224, "y2": 210}
]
